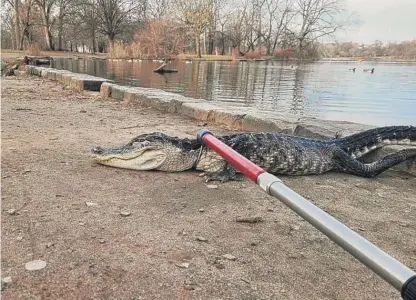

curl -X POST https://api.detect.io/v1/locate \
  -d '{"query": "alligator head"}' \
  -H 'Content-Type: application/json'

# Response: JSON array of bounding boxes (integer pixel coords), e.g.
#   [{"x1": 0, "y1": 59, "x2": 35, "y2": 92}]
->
[{"x1": 91, "y1": 132, "x2": 201, "y2": 172}]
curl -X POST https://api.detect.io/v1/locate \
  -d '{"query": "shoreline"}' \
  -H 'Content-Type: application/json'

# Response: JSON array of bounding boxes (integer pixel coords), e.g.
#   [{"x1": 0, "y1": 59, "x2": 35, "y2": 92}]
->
[{"x1": 3, "y1": 49, "x2": 416, "y2": 63}]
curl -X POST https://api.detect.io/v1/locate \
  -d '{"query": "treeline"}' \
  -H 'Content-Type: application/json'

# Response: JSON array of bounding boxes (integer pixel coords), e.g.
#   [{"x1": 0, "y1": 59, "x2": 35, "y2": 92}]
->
[
  {"x1": 319, "y1": 40, "x2": 416, "y2": 60},
  {"x1": 1, "y1": 0, "x2": 411, "y2": 60}
]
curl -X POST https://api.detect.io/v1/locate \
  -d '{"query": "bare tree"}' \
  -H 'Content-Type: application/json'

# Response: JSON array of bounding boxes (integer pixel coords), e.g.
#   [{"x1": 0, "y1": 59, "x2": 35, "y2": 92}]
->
[
  {"x1": 147, "y1": 0, "x2": 169, "y2": 19},
  {"x1": 34, "y1": 0, "x2": 56, "y2": 50},
  {"x1": 286, "y1": 0, "x2": 351, "y2": 57},
  {"x1": 174, "y1": 0, "x2": 214, "y2": 58},
  {"x1": 263, "y1": 0, "x2": 294, "y2": 55},
  {"x1": 55, "y1": 0, "x2": 74, "y2": 50},
  {"x1": 224, "y1": 2, "x2": 249, "y2": 53},
  {"x1": 3, "y1": 0, "x2": 22, "y2": 49},
  {"x1": 95, "y1": 0, "x2": 146, "y2": 48},
  {"x1": 1, "y1": 1, "x2": 15, "y2": 48}
]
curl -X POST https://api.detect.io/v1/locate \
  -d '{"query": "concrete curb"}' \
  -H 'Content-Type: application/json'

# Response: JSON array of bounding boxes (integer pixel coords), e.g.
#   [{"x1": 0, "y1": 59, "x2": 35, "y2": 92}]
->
[
  {"x1": 26, "y1": 65, "x2": 113, "y2": 92},
  {"x1": 26, "y1": 66, "x2": 415, "y2": 175}
]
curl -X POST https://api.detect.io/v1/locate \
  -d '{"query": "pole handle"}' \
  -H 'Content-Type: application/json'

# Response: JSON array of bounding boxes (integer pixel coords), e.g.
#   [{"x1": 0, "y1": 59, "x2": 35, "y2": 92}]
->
[{"x1": 403, "y1": 275, "x2": 416, "y2": 300}]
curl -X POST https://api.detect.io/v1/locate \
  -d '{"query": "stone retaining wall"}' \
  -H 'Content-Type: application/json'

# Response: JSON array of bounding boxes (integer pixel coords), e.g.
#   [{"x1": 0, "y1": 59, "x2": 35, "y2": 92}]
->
[
  {"x1": 26, "y1": 65, "x2": 113, "y2": 92},
  {"x1": 26, "y1": 66, "x2": 414, "y2": 175}
]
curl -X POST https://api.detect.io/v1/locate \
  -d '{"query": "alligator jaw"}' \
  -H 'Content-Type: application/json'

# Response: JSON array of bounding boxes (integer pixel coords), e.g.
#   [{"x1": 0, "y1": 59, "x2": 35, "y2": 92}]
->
[{"x1": 91, "y1": 146, "x2": 167, "y2": 170}]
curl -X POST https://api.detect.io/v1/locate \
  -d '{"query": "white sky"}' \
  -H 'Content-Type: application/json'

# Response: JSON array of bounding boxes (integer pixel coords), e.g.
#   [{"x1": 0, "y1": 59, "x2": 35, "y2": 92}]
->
[{"x1": 338, "y1": 0, "x2": 416, "y2": 43}]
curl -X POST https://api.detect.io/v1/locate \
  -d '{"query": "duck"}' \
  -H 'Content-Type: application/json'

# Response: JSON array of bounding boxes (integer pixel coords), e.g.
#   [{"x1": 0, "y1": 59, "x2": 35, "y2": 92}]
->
[
  {"x1": 363, "y1": 68, "x2": 374, "y2": 73},
  {"x1": 349, "y1": 67, "x2": 356, "y2": 72}
]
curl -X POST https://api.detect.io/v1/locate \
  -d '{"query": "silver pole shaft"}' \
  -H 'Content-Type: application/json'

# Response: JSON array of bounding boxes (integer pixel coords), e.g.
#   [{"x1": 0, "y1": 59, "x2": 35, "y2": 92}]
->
[{"x1": 257, "y1": 172, "x2": 416, "y2": 291}]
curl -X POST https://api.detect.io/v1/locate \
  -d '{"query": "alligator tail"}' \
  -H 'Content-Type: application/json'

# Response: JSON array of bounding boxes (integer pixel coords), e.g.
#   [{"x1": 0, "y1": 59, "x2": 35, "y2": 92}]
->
[
  {"x1": 336, "y1": 125, "x2": 416, "y2": 158},
  {"x1": 333, "y1": 148, "x2": 416, "y2": 177}
]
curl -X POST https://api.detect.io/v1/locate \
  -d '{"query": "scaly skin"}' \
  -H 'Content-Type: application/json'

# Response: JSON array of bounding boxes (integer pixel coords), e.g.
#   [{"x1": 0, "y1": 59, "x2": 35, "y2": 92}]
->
[{"x1": 91, "y1": 126, "x2": 416, "y2": 182}]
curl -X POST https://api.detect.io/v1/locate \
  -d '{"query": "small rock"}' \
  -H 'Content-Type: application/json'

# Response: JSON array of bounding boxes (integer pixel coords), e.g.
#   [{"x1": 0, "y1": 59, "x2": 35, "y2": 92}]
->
[
  {"x1": 206, "y1": 184, "x2": 218, "y2": 189},
  {"x1": 198, "y1": 208, "x2": 205, "y2": 213},
  {"x1": 16, "y1": 236, "x2": 23, "y2": 241},
  {"x1": 267, "y1": 208, "x2": 274, "y2": 212},
  {"x1": 120, "y1": 211, "x2": 131, "y2": 217},
  {"x1": 183, "y1": 279, "x2": 200, "y2": 290},
  {"x1": 241, "y1": 278, "x2": 250, "y2": 284},
  {"x1": 99, "y1": 239, "x2": 106, "y2": 244},
  {"x1": 289, "y1": 225, "x2": 300, "y2": 231},
  {"x1": 22, "y1": 169, "x2": 32, "y2": 174},
  {"x1": 2, "y1": 277, "x2": 12, "y2": 284},
  {"x1": 176, "y1": 262, "x2": 190, "y2": 269},
  {"x1": 235, "y1": 216, "x2": 263, "y2": 223},
  {"x1": 6, "y1": 208, "x2": 18, "y2": 215},
  {"x1": 80, "y1": 110, "x2": 87, "y2": 113},
  {"x1": 85, "y1": 202, "x2": 98, "y2": 207},
  {"x1": 46, "y1": 242, "x2": 54, "y2": 248},
  {"x1": 250, "y1": 241, "x2": 259, "y2": 246},
  {"x1": 222, "y1": 254, "x2": 236, "y2": 261},
  {"x1": 288, "y1": 253, "x2": 305, "y2": 259},
  {"x1": 25, "y1": 259, "x2": 47, "y2": 271},
  {"x1": 1, "y1": 277, "x2": 12, "y2": 291},
  {"x1": 195, "y1": 236, "x2": 208, "y2": 242}
]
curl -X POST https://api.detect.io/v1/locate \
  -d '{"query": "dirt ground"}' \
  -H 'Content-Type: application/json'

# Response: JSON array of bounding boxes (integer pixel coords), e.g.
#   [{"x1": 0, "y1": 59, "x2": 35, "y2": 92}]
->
[{"x1": 1, "y1": 76, "x2": 415, "y2": 300}]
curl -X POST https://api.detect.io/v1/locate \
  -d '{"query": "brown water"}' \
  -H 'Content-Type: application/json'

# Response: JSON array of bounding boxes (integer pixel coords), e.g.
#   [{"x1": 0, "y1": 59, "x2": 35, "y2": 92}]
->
[{"x1": 51, "y1": 58, "x2": 416, "y2": 126}]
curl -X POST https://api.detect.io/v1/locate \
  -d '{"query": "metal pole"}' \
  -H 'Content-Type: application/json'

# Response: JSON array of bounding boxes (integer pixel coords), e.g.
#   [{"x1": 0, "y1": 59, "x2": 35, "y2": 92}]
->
[{"x1": 197, "y1": 129, "x2": 416, "y2": 300}]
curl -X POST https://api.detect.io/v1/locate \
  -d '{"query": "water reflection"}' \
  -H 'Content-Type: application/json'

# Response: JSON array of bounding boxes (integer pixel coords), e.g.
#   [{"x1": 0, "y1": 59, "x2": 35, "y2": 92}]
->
[{"x1": 51, "y1": 58, "x2": 416, "y2": 126}]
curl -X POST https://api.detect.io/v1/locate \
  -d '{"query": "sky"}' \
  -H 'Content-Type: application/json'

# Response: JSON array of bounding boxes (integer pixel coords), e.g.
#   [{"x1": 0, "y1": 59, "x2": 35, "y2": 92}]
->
[{"x1": 337, "y1": 0, "x2": 416, "y2": 44}]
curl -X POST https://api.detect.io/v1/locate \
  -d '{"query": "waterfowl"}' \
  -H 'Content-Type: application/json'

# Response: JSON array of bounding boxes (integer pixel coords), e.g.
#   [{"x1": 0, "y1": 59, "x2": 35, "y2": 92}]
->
[
  {"x1": 364, "y1": 68, "x2": 374, "y2": 73},
  {"x1": 349, "y1": 68, "x2": 356, "y2": 72}
]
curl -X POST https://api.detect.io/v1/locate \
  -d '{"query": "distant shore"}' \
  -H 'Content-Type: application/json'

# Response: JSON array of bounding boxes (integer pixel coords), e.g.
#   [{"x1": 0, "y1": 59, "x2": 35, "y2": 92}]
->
[{"x1": 2, "y1": 49, "x2": 416, "y2": 63}]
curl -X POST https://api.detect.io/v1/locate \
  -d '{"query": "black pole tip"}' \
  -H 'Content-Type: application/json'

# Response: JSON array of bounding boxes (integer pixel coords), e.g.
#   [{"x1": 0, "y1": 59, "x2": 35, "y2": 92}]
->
[
  {"x1": 197, "y1": 129, "x2": 212, "y2": 143},
  {"x1": 402, "y1": 274, "x2": 416, "y2": 300}
]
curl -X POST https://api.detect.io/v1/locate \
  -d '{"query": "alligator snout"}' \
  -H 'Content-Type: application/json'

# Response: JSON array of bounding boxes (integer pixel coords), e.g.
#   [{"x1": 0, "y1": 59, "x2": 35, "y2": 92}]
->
[{"x1": 91, "y1": 146, "x2": 104, "y2": 154}]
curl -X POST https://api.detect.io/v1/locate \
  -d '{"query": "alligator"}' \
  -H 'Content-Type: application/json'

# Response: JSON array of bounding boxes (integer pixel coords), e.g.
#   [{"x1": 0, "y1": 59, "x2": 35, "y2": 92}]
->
[{"x1": 91, "y1": 125, "x2": 416, "y2": 182}]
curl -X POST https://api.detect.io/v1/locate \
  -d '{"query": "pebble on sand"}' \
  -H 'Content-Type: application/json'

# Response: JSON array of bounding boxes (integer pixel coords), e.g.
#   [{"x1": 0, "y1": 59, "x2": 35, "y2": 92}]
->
[
  {"x1": 206, "y1": 184, "x2": 218, "y2": 189},
  {"x1": 25, "y1": 260, "x2": 47, "y2": 271},
  {"x1": 222, "y1": 254, "x2": 237, "y2": 261}
]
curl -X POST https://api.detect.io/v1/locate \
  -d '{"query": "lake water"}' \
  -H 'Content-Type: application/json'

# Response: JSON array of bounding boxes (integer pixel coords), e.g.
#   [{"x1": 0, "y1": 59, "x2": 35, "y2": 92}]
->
[{"x1": 51, "y1": 58, "x2": 416, "y2": 126}]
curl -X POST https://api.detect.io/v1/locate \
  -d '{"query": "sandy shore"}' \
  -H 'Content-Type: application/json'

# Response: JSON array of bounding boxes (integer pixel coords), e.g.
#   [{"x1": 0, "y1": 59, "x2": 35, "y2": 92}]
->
[{"x1": 1, "y1": 75, "x2": 415, "y2": 299}]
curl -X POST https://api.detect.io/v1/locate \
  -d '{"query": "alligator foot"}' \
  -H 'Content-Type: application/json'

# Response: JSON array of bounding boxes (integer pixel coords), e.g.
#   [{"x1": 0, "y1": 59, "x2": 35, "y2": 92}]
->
[{"x1": 203, "y1": 165, "x2": 242, "y2": 183}]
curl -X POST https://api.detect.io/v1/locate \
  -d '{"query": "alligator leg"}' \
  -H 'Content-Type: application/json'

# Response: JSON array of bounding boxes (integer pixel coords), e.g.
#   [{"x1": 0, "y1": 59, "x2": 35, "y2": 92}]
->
[
  {"x1": 333, "y1": 147, "x2": 416, "y2": 178},
  {"x1": 204, "y1": 164, "x2": 242, "y2": 183}
]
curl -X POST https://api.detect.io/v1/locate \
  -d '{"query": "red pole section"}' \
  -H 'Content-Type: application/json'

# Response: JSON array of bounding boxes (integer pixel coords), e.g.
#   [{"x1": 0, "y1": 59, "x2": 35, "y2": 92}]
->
[{"x1": 197, "y1": 129, "x2": 265, "y2": 182}]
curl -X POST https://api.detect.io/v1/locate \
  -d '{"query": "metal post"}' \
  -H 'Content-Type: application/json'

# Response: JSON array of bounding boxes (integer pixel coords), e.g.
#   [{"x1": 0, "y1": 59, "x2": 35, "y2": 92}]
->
[{"x1": 197, "y1": 129, "x2": 416, "y2": 300}]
